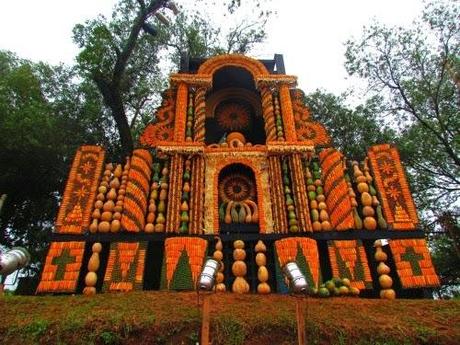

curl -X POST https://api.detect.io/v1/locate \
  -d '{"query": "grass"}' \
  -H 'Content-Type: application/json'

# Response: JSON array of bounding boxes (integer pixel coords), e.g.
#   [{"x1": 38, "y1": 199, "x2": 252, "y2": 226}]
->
[{"x1": 0, "y1": 292, "x2": 459, "y2": 344}]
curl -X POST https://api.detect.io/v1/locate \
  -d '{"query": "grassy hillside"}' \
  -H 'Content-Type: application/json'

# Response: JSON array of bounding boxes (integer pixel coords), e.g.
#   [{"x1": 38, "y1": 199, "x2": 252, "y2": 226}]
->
[{"x1": 0, "y1": 292, "x2": 459, "y2": 345}]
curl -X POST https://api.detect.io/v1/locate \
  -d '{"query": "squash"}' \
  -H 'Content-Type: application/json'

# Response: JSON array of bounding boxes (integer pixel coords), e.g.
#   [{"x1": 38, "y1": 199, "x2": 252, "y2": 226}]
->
[
  {"x1": 85, "y1": 272, "x2": 97, "y2": 287},
  {"x1": 233, "y1": 240, "x2": 245, "y2": 249},
  {"x1": 101, "y1": 211, "x2": 112, "y2": 222},
  {"x1": 319, "y1": 209, "x2": 329, "y2": 221},
  {"x1": 110, "y1": 220, "x2": 121, "y2": 232},
  {"x1": 374, "y1": 247, "x2": 388, "y2": 262},
  {"x1": 232, "y1": 277, "x2": 250, "y2": 294},
  {"x1": 361, "y1": 192, "x2": 373, "y2": 207},
  {"x1": 216, "y1": 272, "x2": 224, "y2": 283},
  {"x1": 380, "y1": 288, "x2": 396, "y2": 300},
  {"x1": 94, "y1": 200, "x2": 104, "y2": 209},
  {"x1": 362, "y1": 206, "x2": 375, "y2": 217},
  {"x1": 255, "y1": 240, "x2": 266, "y2": 253},
  {"x1": 215, "y1": 238, "x2": 223, "y2": 251},
  {"x1": 321, "y1": 221, "x2": 332, "y2": 231},
  {"x1": 363, "y1": 216, "x2": 377, "y2": 230},
  {"x1": 92, "y1": 209, "x2": 101, "y2": 219},
  {"x1": 92, "y1": 242, "x2": 102, "y2": 253},
  {"x1": 144, "y1": 223, "x2": 154, "y2": 233},
  {"x1": 257, "y1": 282, "x2": 271, "y2": 294},
  {"x1": 232, "y1": 261, "x2": 247, "y2": 276},
  {"x1": 312, "y1": 221, "x2": 322, "y2": 232},
  {"x1": 257, "y1": 266, "x2": 269, "y2": 283},
  {"x1": 87, "y1": 254, "x2": 100, "y2": 272},
  {"x1": 215, "y1": 283, "x2": 226, "y2": 292},
  {"x1": 107, "y1": 188, "x2": 117, "y2": 200},
  {"x1": 377, "y1": 262, "x2": 391, "y2": 275},
  {"x1": 83, "y1": 287, "x2": 96, "y2": 296},
  {"x1": 89, "y1": 220, "x2": 98, "y2": 233},
  {"x1": 98, "y1": 221, "x2": 111, "y2": 233},
  {"x1": 378, "y1": 274, "x2": 393, "y2": 289},
  {"x1": 103, "y1": 200, "x2": 115, "y2": 212},
  {"x1": 357, "y1": 182, "x2": 369, "y2": 193},
  {"x1": 213, "y1": 250, "x2": 224, "y2": 261},
  {"x1": 233, "y1": 248, "x2": 246, "y2": 261},
  {"x1": 255, "y1": 253, "x2": 266, "y2": 267}
]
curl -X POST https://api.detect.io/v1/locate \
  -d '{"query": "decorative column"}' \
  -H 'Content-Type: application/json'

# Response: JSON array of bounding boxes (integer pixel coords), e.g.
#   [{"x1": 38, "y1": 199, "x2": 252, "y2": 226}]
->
[
  {"x1": 259, "y1": 85, "x2": 277, "y2": 141},
  {"x1": 166, "y1": 154, "x2": 184, "y2": 232},
  {"x1": 289, "y1": 153, "x2": 313, "y2": 232},
  {"x1": 268, "y1": 155, "x2": 288, "y2": 233},
  {"x1": 193, "y1": 86, "x2": 207, "y2": 142},
  {"x1": 173, "y1": 82, "x2": 188, "y2": 142},
  {"x1": 278, "y1": 83, "x2": 297, "y2": 142},
  {"x1": 189, "y1": 155, "x2": 205, "y2": 234}
]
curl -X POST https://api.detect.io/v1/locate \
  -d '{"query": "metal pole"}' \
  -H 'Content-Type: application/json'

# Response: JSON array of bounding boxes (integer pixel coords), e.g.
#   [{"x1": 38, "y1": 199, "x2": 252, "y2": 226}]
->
[
  {"x1": 295, "y1": 296, "x2": 306, "y2": 345},
  {"x1": 201, "y1": 293, "x2": 211, "y2": 345}
]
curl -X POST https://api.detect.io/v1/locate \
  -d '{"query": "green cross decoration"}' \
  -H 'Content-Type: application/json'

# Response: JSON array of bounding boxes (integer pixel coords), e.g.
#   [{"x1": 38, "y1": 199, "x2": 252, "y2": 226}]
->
[
  {"x1": 52, "y1": 248, "x2": 76, "y2": 280},
  {"x1": 401, "y1": 247, "x2": 424, "y2": 276}
]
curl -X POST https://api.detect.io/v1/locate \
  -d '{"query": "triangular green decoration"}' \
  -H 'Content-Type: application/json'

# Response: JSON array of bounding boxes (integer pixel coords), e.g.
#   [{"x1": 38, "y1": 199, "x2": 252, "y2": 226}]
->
[
  {"x1": 170, "y1": 249, "x2": 194, "y2": 290},
  {"x1": 159, "y1": 255, "x2": 167, "y2": 290},
  {"x1": 333, "y1": 242, "x2": 352, "y2": 279},
  {"x1": 295, "y1": 243, "x2": 316, "y2": 288}
]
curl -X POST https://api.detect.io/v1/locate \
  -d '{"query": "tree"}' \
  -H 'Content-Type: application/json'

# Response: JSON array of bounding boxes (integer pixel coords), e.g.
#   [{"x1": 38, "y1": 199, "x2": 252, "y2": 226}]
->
[
  {"x1": 73, "y1": 0, "x2": 272, "y2": 157},
  {"x1": 304, "y1": 90, "x2": 395, "y2": 159},
  {"x1": 0, "y1": 51, "x2": 115, "y2": 270},
  {"x1": 343, "y1": 0, "x2": 460, "y2": 296},
  {"x1": 344, "y1": 0, "x2": 459, "y2": 211}
]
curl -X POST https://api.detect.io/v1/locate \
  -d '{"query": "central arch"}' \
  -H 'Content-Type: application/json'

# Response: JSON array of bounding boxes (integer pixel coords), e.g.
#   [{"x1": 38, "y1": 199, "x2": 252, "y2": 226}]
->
[{"x1": 197, "y1": 54, "x2": 269, "y2": 78}]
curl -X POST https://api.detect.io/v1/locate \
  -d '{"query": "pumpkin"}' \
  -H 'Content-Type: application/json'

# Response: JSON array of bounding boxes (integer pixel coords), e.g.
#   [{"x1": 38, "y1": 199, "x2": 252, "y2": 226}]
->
[
  {"x1": 98, "y1": 186, "x2": 107, "y2": 194},
  {"x1": 232, "y1": 261, "x2": 247, "y2": 276},
  {"x1": 215, "y1": 283, "x2": 226, "y2": 292},
  {"x1": 257, "y1": 282, "x2": 271, "y2": 294},
  {"x1": 374, "y1": 247, "x2": 388, "y2": 262},
  {"x1": 361, "y1": 192, "x2": 372, "y2": 207},
  {"x1": 379, "y1": 274, "x2": 393, "y2": 289},
  {"x1": 321, "y1": 221, "x2": 332, "y2": 231},
  {"x1": 89, "y1": 220, "x2": 98, "y2": 233},
  {"x1": 233, "y1": 240, "x2": 245, "y2": 249},
  {"x1": 83, "y1": 287, "x2": 96, "y2": 296},
  {"x1": 88, "y1": 254, "x2": 100, "y2": 272},
  {"x1": 215, "y1": 239, "x2": 223, "y2": 251},
  {"x1": 85, "y1": 272, "x2": 98, "y2": 287},
  {"x1": 107, "y1": 188, "x2": 117, "y2": 200},
  {"x1": 349, "y1": 286, "x2": 360, "y2": 296},
  {"x1": 254, "y1": 240, "x2": 266, "y2": 253},
  {"x1": 319, "y1": 209, "x2": 329, "y2": 221},
  {"x1": 98, "y1": 221, "x2": 111, "y2": 233},
  {"x1": 380, "y1": 288, "x2": 396, "y2": 300},
  {"x1": 101, "y1": 211, "x2": 112, "y2": 222},
  {"x1": 255, "y1": 253, "x2": 266, "y2": 267},
  {"x1": 362, "y1": 206, "x2": 375, "y2": 217},
  {"x1": 233, "y1": 248, "x2": 246, "y2": 261},
  {"x1": 103, "y1": 200, "x2": 115, "y2": 212},
  {"x1": 232, "y1": 277, "x2": 250, "y2": 294},
  {"x1": 213, "y1": 250, "x2": 224, "y2": 261},
  {"x1": 144, "y1": 223, "x2": 154, "y2": 233},
  {"x1": 110, "y1": 220, "x2": 121, "y2": 232},
  {"x1": 312, "y1": 221, "x2": 322, "y2": 231},
  {"x1": 316, "y1": 194, "x2": 326, "y2": 202},
  {"x1": 257, "y1": 266, "x2": 269, "y2": 283},
  {"x1": 94, "y1": 200, "x2": 104, "y2": 209},
  {"x1": 357, "y1": 182, "x2": 369, "y2": 193},
  {"x1": 363, "y1": 216, "x2": 377, "y2": 230},
  {"x1": 216, "y1": 272, "x2": 224, "y2": 283},
  {"x1": 377, "y1": 262, "x2": 391, "y2": 275},
  {"x1": 92, "y1": 242, "x2": 102, "y2": 253}
]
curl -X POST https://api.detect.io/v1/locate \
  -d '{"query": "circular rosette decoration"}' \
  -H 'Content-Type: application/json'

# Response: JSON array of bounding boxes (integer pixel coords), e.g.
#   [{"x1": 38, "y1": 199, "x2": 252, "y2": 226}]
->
[
  {"x1": 218, "y1": 174, "x2": 258, "y2": 224},
  {"x1": 215, "y1": 102, "x2": 251, "y2": 131},
  {"x1": 219, "y1": 174, "x2": 255, "y2": 203}
]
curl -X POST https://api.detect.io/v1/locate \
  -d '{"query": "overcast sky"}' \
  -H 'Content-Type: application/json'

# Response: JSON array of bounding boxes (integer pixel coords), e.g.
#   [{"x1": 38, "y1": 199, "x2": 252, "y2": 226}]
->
[{"x1": 0, "y1": 0, "x2": 424, "y2": 96}]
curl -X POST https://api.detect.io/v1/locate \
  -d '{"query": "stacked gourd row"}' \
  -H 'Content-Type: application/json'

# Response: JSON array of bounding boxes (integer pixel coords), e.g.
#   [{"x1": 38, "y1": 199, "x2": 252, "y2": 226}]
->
[
  {"x1": 185, "y1": 92, "x2": 195, "y2": 141},
  {"x1": 213, "y1": 238, "x2": 226, "y2": 292},
  {"x1": 90, "y1": 161, "x2": 130, "y2": 233},
  {"x1": 374, "y1": 240, "x2": 396, "y2": 299},
  {"x1": 273, "y1": 92, "x2": 285, "y2": 141},
  {"x1": 232, "y1": 240, "x2": 250, "y2": 293},
  {"x1": 83, "y1": 242, "x2": 102, "y2": 295},
  {"x1": 348, "y1": 160, "x2": 387, "y2": 230},
  {"x1": 282, "y1": 159, "x2": 299, "y2": 233},
  {"x1": 255, "y1": 240, "x2": 270, "y2": 294},
  {"x1": 145, "y1": 160, "x2": 169, "y2": 232},
  {"x1": 179, "y1": 158, "x2": 192, "y2": 233},
  {"x1": 304, "y1": 159, "x2": 332, "y2": 232}
]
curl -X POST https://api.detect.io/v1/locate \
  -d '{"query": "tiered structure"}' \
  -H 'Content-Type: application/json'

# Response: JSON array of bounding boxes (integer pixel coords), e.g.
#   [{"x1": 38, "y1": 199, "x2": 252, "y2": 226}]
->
[{"x1": 37, "y1": 54, "x2": 440, "y2": 297}]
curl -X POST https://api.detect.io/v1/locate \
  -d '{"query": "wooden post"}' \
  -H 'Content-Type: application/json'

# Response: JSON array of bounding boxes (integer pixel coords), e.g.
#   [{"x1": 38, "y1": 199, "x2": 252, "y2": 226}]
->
[
  {"x1": 295, "y1": 297, "x2": 306, "y2": 345},
  {"x1": 201, "y1": 293, "x2": 211, "y2": 345}
]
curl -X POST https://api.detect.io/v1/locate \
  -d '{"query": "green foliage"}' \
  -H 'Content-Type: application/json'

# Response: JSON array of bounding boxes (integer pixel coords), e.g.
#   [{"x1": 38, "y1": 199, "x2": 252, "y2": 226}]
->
[
  {"x1": 0, "y1": 51, "x2": 116, "y2": 273},
  {"x1": 304, "y1": 90, "x2": 395, "y2": 160}
]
